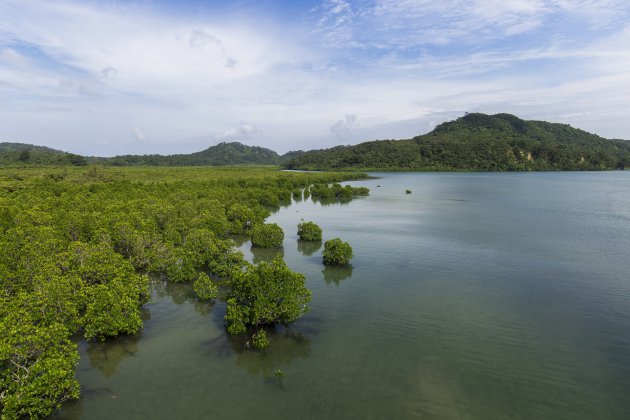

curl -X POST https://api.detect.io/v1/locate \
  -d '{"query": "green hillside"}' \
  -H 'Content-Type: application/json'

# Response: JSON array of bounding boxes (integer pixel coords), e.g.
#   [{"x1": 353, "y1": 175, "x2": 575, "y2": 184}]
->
[
  {"x1": 283, "y1": 113, "x2": 630, "y2": 171},
  {"x1": 4, "y1": 114, "x2": 630, "y2": 170},
  {"x1": 0, "y1": 143, "x2": 86, "y2": 166},
  {"x1": 102, "y1": 142, "x2": 280, "y2": 166}
]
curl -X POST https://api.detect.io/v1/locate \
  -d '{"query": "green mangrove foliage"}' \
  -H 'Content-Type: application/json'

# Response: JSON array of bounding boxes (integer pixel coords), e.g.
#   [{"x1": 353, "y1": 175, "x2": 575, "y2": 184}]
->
[
  {"x1": 0, "y1": 301, "x2": 80, "y2": 419},
  {"x1": 193, "y1": 272, "x2": 218, "y2": 300},
  {"x1": 322, "y1": 238, "x2": 354, "y2": 266},
  {"x1": 250, "y1": 223, "x2": 284, "y2": 248},
  {"x1": 225, "y1": 257, "x2": 311, "y2": 336},
  {"x1": 309, "y1": 183, "x2": 370, "y2": 199},
  {"x1": 0, "y1": 166, "x2": 367, "y2": 419},
  {"x1": 297, "y1": 221, "x2": 322, "y2": 241},
  {"x1": 252, "y1": 330, "x2": 270, "y2": 349}
]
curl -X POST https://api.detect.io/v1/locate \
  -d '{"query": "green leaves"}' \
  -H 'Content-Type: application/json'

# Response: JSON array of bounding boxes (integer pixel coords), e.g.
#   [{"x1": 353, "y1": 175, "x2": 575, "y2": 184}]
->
[
  {"x1": 309, "y1": 183, "x2": 369, "y2": 199},
  {"x1": 250, "y1": 223, "x2": 284, "y2": 248},
  {"x1": 83, "y1": 276, "x2": 146, "y2": 341},
  {"x1": 297, "y1": 221, "x2": 322, "y2": 241},
  {"x1": 322, "y1": 238, "x2": 353, "y2": 266},
  {"x1": 227, "y1": 204, "x2": 255, "y2": 235},
  {"x1": 193, "y1": 272, "x2": 218, "y2": 300},
  {"x1": 0, "y1": 166, "x2": 365, "y2": 417},
  {"x1": 252, "y1": 330, "x2": 270, "y2": 349},
  {"x1": 225, "y1": 257, "x2": 311, "y2": 334},
  {"x1": 0, "y1": 304, "x2": 79, "y2": 419}
]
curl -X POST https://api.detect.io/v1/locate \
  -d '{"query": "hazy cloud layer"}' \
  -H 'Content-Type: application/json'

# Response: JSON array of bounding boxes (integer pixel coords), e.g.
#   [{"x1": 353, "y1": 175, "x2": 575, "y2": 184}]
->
[{"x1": 0, "y1": 0, "x2": 629, "y2": 155}]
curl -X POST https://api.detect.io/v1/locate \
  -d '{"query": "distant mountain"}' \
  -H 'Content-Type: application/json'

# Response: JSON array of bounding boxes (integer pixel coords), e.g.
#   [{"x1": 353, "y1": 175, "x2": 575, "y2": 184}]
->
[
  {"x1": 4, "y1": 114, "x2": 630, "y2": 170},
  {"x1": 0, "y1": 142, "x2": 86, "y2": 166},
  {"x1": 283, "y1": 113, "x2": 630, "y2": 171},
  {"x1": 101, "y1": 142, "x2": 281, "y2": 166}
]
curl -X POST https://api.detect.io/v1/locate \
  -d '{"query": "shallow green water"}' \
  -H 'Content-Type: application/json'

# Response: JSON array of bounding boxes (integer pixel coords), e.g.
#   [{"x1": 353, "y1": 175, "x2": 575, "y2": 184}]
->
[{"x1": 55, "y1": 172, "x2": 630, "y2": 419}]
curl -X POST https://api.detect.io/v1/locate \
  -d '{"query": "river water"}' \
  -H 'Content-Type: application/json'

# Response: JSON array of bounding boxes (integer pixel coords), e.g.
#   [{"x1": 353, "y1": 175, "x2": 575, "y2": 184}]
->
[{"x1": 55, "y1": 172, "x2": 630, "y2": 419}]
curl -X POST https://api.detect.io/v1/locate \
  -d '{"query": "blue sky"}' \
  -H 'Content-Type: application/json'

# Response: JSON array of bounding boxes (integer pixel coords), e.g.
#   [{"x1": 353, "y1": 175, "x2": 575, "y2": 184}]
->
[{"x1": 1, "y1": 0, "x2": 629, "y2": 155}]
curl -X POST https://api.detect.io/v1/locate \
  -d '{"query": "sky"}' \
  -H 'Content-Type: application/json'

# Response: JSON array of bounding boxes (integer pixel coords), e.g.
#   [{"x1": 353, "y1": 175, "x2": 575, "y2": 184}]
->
[{"x1": 1, "y1": 0, "x2": 629, "y2": 156}]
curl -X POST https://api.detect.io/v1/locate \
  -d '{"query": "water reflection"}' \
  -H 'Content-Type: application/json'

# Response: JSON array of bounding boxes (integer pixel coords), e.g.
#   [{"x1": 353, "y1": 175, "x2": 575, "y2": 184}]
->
[
  {"x1": 297, "y1": 240, "x2": 322, "y2": 256},
  {"x1": 278, "y1": 197, "x2": 292, "y2": 209},
  {"x1": 250, "y1": 246, "x2": 284, "y2": 264},
  {"x1": 50, "y1": 394, "x2": 83, "y2": 419},
  {"x1": 140, "y1": 307, "x2": 151, "y2": 322},
  {"x1": 87, "y1": 334, "x2": 141, "y2": 378},
  {"x1": 322, "y1": 264, "x2": 353, "y2": 286},
  {"x1": 193, "y1": 300, "x2": 216, "y2": 316},
  {"x1": 311, "y1": 196, "x2": 354, "y2": 206},
  {"x1": 207, "y1": 326, "x2": 311, "y2": 378},
  {"x1": 165, "y1": 281, "x2": 196, "y2": 305},
  {"x1": 151, "y1": 278, "x2": 218, "y2": 310},
  {"x1": 229, "y1": 235, "x2": 249, "y2": 247}
]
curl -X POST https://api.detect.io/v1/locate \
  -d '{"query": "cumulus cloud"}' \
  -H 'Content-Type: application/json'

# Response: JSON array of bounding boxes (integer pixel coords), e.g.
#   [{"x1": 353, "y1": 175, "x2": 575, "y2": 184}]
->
[
  {"x1": 217, "y1": 123, "x2": 262, "y2": 142},
  {"x1": 330, "y1": 114, "x2": 358, "y2": 141},
  {"x1": 0, "y1": 0, "x2": 629, "y2": 155}
]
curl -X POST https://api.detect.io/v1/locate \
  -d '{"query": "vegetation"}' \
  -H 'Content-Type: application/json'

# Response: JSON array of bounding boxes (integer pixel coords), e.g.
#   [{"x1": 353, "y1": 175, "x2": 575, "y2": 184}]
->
[
  {"x1": 225, "y1": 256, "x2": 311, "y2": 335},
  {"x1": 4, "y1": 114, "x2": 629, "y2": 171},
  {"x1": 309, "y1": 183, "x2": 370, "y2": 199},
  {"x1": 0, "y1": 165, "x2": 366, "y2": 418},
  {"x1": 322, "y1": 238, "x2": 353, "y2": 266},
  {"x1": 283, "y1": 113, "x2": 630, "y2": 171},
  {"x1": 274, "y1": 369, "x2": 285, "y2": 380},
  {"x1": 252, "y1": 330, "x2": 270, "y2": 349},
  {"x1": 102, "y1": 142, "x2": 281, "y2": 166},
  {"x1": 250, "y1": 223, "x2": 284, "y2": 248},
  {"x1": 297, "y1": 221, "x2": 323, "y2": 241},
  {"x1": 0, "y1": 143, "x2": 87, "y2": 166},
  {"x1": 193, "y1": 272, "x2": 218, "y2": 300}
]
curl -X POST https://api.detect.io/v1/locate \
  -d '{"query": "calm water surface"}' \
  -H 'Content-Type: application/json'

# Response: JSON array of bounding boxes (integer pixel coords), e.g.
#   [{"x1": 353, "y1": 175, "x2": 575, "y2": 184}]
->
[{"x1": 55, "y1": 172, "x2": 630, "y2": 419}]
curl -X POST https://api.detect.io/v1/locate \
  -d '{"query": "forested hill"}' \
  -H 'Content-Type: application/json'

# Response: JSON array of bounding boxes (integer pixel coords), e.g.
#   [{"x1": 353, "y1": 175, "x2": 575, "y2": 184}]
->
[
  {"x1": 101, "y1": 142, "x2": 281, "y2": 166},
  {"x1": 4, "y1": 114, "x2": 630, "y2": 169},
  {"x1": 283, "y1": 113, "x2": 630, "y2": 171},
  {"x1": 0, "y1": 141, "x2": 280, "y2": 166},
  {"x1": 0, "y1": 142, "x2": 87, "y2": 166}
]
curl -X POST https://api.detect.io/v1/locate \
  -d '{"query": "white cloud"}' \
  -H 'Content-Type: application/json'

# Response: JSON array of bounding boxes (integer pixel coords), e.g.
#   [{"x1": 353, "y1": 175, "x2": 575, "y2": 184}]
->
[
  {"x1": 330, "y1": 114, "x2": 358, "y2": 141},
  {"x1": 317, "y1": 0, "x2": 630, "y2": 48},
  {"x1": 218, "y1": 123, "x2": 262, "y2": 142},
  {"x1": 0, "y1": 0, "x2": 629, "y2": 155}
]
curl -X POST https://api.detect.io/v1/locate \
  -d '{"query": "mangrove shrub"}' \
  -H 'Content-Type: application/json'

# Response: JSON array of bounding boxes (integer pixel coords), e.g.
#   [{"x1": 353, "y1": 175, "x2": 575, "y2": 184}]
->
[
  {"x1": 297, "y1": 221, "x2": 322, "y2": 241},
  {"x1": 250, "y1": 223, "x2": 284, "y2": 248},
  {"x1": 322, "y1": 238, "x2": 353, "y2": 265},
  {"x1": 225, "y1": 257, "x2": 311, "y2": 335},
  {"x1": 193, "y1": 272, "x2": 218, "y2": 300}
]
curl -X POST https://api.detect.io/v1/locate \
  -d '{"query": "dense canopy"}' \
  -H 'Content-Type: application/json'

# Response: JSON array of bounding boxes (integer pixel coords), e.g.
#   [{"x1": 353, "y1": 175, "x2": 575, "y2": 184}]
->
[
  {"x1": 0, "y1": 166, "x2": 367, "y2": 418},
  {"x1": 283, "y1": 113, "x2": 630, "y2": 171}
]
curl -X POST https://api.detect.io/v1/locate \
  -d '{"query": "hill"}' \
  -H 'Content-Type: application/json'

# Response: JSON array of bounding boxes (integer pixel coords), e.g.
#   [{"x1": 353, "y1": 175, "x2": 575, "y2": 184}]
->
[
  {"x1": 101, "y1": 142, "x2": 281, "y2": 166},
  {"x1": 0, "y1": 142, "x2": 87, "y2": 166},
  {"x1": 283, "y1": 113, "x2": 630, "y2": 171},
  {"x1": 3, "y1": 114, "x2": 629, "y2": 170}
]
